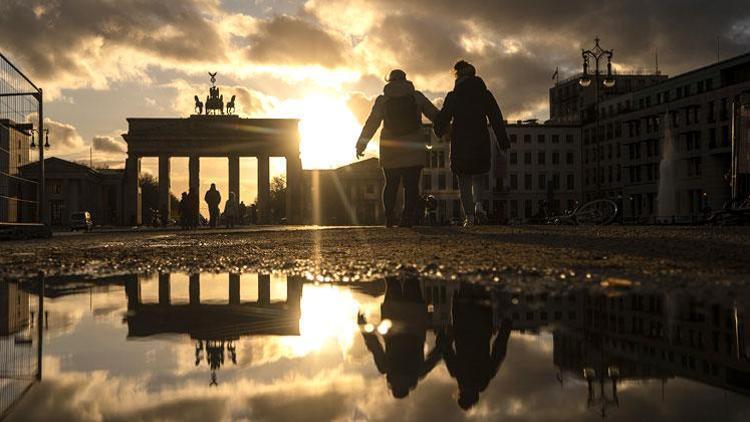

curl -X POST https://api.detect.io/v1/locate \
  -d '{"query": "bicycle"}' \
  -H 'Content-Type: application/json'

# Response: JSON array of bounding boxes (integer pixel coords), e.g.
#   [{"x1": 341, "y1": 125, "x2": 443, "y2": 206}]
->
[
  {"x1": 543, "y1": 199, "x2": 619, "y2": 226},
  {"x1": 704, "y1": 195, "x2": 750, "y2": 226}
]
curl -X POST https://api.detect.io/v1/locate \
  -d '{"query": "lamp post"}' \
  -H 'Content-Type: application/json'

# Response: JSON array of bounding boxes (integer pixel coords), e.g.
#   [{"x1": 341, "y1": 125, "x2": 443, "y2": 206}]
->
[
  {"x1": 580, "y1": 37, "x2": 615, "y2": 199},
  {"x1": 30, "y1": 126, "x2": 50, "y2": 223}
]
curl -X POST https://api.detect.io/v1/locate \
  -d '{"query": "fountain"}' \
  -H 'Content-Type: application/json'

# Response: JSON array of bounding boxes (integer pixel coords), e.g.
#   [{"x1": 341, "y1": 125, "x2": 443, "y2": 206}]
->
[{"x1": 657, "y1": 111, "x2": 676, "y2": 223}]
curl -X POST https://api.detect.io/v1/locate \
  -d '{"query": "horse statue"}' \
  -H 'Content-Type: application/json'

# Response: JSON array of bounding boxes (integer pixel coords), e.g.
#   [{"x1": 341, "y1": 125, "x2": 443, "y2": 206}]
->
[
  {"x1": 226, "y1": 95, "x2": 236, "y2": 115},
  {"x1": 194, "y1": 96, "x2": 204, "y2": 115}
]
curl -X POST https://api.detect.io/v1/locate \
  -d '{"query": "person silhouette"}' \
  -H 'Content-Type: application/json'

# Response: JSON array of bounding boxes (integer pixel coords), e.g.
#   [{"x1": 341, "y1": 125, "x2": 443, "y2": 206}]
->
[
  {"x1": 434, "y1": 60, "x2": 510, "y2": 227},
  {"x1": 224, "y1": 192, "x2": 239, "y2": 228},
  {"x1": 205, "y1": 183, "x2": 222, "y2": 228},
  {"x1": 359, "y1": 275, "x2": 443, "y2": 398},
  {"x1": 356, "y1": 69, "x2": 439, "y2": 228},
  {"x1": 187, "y1": 186, "x2": 199, "y2": 230},
  {"x1": 179, "y1": 192, "x2": 189, "y2": 230},
  {"x1": 441, "y1": 282, "x2": 512, "y2": 410}
]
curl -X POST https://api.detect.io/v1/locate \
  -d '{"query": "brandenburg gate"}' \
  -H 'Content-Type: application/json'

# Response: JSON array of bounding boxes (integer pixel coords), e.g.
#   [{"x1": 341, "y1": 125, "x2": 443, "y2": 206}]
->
[{"x1": 122, "y1": 74, "x2": 303, "y2": 225}]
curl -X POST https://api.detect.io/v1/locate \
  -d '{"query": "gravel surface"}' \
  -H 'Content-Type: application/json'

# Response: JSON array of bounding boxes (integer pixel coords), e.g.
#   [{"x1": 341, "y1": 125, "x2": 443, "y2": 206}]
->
[{"x1": 1, "y1": 225, "x2": 749, "y2": 285}]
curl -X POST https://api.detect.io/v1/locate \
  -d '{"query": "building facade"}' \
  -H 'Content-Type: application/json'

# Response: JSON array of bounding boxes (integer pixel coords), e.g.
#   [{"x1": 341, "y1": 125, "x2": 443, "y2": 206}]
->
[
  {"x1": 0, "y1": 119, "x2": 32, "y2": 223},
  {"x1": 19, "y1": 157, "x2": 125, "y2": 226},
  {"x1": 422, "y1": 123, "x2": 581, "y2": 223},
  {"x1": 578, "y1": 53, "x2": 750, "y2": 221},
  {"x1": 304, "y1": 158, "x2": 385, "y2": 225}
]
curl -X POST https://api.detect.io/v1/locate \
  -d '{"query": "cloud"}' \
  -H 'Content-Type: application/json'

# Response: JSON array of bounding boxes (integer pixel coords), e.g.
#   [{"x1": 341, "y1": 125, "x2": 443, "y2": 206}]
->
[
  {"x1": 346, "y1": 92, "x2": 374, "y2": 125},
  {"x1": 92, "y1": 136, "x2": 126, "y2": 154},
  {"x1": 0, "y1": 0, "x2": 226, "y2": 94},
  {"x1": 245, "y1": 15, "x2": 349, "y2": 68}
]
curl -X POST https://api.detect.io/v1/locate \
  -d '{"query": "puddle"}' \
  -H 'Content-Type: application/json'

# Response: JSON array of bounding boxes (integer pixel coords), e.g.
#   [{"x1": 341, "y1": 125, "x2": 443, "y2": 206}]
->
[{"x1": 1, "y1": 273, "x2": 749, "y2": 421}]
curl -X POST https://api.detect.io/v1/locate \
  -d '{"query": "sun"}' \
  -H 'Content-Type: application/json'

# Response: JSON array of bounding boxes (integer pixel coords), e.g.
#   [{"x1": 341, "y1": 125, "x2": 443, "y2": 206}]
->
[{"x1": 298, "y1": 94, "x2": 363, "y2": 170}]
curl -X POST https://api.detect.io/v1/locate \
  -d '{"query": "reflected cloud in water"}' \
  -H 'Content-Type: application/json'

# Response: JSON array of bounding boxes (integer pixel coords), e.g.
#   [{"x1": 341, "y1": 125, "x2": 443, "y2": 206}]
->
[{"x1": 1, "y1": 273, "x2": 750, "y2": 421}]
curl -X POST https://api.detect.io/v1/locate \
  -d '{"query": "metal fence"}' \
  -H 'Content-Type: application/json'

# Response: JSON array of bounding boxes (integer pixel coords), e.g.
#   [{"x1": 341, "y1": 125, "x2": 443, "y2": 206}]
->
[
  {"x1": 0, "y1": 280, "x2": 40, "y2": 419},
  {"x1": 0, "y1": 53, "x2": 42, "y2": 224}
]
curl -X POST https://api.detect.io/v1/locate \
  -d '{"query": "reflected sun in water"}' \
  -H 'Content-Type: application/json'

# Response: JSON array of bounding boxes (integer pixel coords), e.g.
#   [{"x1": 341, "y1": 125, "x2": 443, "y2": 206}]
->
[{"x1": 282, "y1": 284, "x2": 361, "y2": 357}]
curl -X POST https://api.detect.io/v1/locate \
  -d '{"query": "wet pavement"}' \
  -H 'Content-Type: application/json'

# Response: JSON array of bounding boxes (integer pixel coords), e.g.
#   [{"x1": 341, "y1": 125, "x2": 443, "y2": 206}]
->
[{"x1": 1, "y1": 270, "x2": 750, "y2": 421}]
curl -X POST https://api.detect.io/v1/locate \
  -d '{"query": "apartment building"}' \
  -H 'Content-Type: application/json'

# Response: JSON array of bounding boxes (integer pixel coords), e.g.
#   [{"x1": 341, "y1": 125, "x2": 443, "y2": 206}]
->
[
  {"x1": 580, "y1": 53, "x2": 750, "y2": 221},
  {"x1": 422, "y1": 122, "x2": 580, "y2": 223}
]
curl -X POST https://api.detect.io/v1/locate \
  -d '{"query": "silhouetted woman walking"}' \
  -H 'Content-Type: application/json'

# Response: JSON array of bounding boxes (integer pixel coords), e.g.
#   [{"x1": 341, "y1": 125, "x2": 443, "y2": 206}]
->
[{"x1": 435, "y1": 61, "x2": 509, "y2": 226}]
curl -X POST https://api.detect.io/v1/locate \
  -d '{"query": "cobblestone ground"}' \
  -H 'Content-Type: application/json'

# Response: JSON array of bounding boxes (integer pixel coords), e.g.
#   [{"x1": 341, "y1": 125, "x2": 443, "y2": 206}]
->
[{"x1": 2, "y1": 225, "x2": 749, "y2": 285}]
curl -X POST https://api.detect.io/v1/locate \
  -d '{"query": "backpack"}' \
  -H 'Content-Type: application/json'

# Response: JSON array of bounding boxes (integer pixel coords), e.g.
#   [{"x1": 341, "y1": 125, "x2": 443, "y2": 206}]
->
[{"x1": 383, "y1": 95, "x2": 420, "y2": 136}]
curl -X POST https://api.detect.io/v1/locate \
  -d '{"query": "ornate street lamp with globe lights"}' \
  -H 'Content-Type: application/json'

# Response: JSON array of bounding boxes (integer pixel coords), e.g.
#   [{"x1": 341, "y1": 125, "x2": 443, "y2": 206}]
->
[{"x1": 580, "y1": 37, "x2": 615, "y2": 198}]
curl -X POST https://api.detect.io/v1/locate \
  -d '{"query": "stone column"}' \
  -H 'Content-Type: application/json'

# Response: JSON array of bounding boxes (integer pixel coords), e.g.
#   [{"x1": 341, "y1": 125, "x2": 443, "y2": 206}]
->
[
  {"x1": 125, "y1": 275, "x2": 141, "y2": 310},
  {"x1": 286, "y1": 154, "x2": 303, "y2": 224},
  {"x1": 189, "y1": 156, "x2": 200, "y2": 222},
  {"x1": 189, "y1": 274, "x2": 200, "y2": 305},
  {"x1": 158, "y1": 155, "x2": 171, "y2": 223},
  {"x1": 158, "y1": 273, "x2": 171, "y2": 305},
  {"x1": 125, "y1": 154, "x2": 141, "y2": 225},
  {"x1": 257, "y1": 154, "x2": 270, "y2": 224},
  {"x1": 229, "y1": 155, "x2": 240, "y2": 204},
  {"x1": 287, "y1": 275, "x2": 304, "y2": 316},
  {"x1": 258, "y1": 273, "x2": 271, "y2": 305},
  {"x1": 229, "y1": 273, "x2": 240, "y2": 305}
]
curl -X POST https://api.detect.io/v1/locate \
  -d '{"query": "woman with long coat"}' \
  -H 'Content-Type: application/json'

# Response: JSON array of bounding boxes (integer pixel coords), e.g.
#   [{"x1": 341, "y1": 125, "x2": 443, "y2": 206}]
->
[{"x1": 435, "y1": 61, "x2": 510, "y2": 226}]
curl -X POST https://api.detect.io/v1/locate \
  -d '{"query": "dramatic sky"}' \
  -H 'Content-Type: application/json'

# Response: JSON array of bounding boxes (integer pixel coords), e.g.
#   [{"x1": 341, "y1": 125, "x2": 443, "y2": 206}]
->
[{"x1": 1, "y1": 0, "x2": 750, "y2": 198}]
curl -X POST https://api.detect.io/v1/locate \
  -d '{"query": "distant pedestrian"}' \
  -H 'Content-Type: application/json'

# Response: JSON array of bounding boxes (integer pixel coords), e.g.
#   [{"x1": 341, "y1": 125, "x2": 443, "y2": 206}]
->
[
  {"x1": 249, "y1": 204, "x2": 258, "y2": 225},
  {"x1": 187, "y1": 186, "x2": 199, "y2": 230},
  {"x1": 178, "y1": 192, "x2": 188, "y2": 230},
  {"x1": 223, "y1": 191, "x2": 239, "y2": 228},
  {"x1": 238, "y1": 201, "x2": 247, "y2": 225},
  {"x1": 434, "y1": 60, "x2": 509, "y2": 227},
  {"x1": 204, "y1": 183, "x2": 222, "y2": 228},
  {"x1": 356, "y1": 69, "x2": 439, "y2": 228}
]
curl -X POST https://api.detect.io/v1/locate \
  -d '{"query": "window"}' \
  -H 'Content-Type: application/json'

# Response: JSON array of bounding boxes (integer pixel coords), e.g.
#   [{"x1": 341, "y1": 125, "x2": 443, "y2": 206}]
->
[
  {"x1": 567, "y1": 174, "x2": 575, "y2": 190},
  {"x1": 438, "y1": 173, "x2": 446, "y2": 190},
  {"x1": 552, "y1": 135, "x2": 560, "y2": 144},
  {"x1": 538, "y1": 152, "x2": 546, "y2": 165},
  {"x1": 510, "y1": 174, "x2": 518, "y2": 190},
  {"x1": 565, "y1": 134, "x2": 574, "y2": 144},
  {"x1": 524, "y1": 152, "x2": 532, "y2": 165},
  {"x1": 510, "y1": 134, "x2": 517, "y2": 143},
  {"x1": 538, "y1": 174, "x2": 547, "y2": 190},
  {"x1": 524, "y1": 174, "x2": 532, "y2": 190},
  {"x1": 524, "y1": 200, "x2": 533, "y2": 218},
  {"x1": 538, "y1": 134, "x2": 546, "y2": 143},
  {"x1": 510, "y1": 200, "x2": 518, "y2": 218},
  {"x1": 566, "y1": 151, "x2": 574, "y2": 165},
  {"x1": 438, "y1": 151, "x2": 445, "y2": 168},
  {"x1": 524, "y1": 134, "x2": 531, "y2": 144},
  {"x1": 431, "y1": 152, "x2": 438, "y2": 168},
  {"x1": 552, "y1": 152, "x2": 560, "y2": 165},
  {"x1": 425, "y1": 151, "x2": 431, "y2": 167},
  {"x1": 422, "y1": 174, "x2": 432, "y2": 190},
  {"x1": 552, "y1": 174, "x2": 560, "y2": 190},
  {"x1": 510, "y1": 152, "x2": 518, "y2": 165}
]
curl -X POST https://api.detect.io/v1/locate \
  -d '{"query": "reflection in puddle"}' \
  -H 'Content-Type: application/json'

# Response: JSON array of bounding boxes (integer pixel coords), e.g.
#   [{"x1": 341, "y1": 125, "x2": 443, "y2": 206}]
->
[{"x1": 1, "y1": 273, "x2": 750, "y2": 421}]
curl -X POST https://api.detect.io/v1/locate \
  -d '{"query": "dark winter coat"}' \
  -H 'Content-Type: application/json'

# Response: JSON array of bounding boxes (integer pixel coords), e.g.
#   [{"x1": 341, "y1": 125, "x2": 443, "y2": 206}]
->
[{"x1": 434, "y1": 76, "x2": 510, "y2": 175}]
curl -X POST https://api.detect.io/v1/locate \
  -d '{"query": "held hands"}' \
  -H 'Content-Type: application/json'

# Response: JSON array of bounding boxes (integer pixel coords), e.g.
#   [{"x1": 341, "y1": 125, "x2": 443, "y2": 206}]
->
[{"x1": 356, "y1": 137, "x2": 369, "y2": 159}]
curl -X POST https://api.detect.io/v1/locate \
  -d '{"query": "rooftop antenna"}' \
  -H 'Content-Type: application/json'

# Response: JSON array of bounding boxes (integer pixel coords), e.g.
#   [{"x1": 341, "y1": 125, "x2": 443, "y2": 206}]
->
[
  {"x1": 717, "y1": 36, "x2": 721, "y2": 63},
  {"x1": 655, "y1": 50, "x2": 660, "y2": 75}
]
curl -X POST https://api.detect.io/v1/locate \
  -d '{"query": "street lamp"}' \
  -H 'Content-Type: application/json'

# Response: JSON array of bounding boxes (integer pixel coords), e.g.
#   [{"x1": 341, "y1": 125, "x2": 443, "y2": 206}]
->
[
  {"x1": 580, "y1": 37, "x2": 615, "y2": 198},
  {"x1": 30, "y1": 128, "x2": 50, "y2": 150}
]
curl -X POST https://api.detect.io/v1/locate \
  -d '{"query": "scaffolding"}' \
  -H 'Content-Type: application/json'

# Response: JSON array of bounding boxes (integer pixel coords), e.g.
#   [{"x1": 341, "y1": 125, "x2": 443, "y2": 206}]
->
[
  {"x1": 0, "y1": 280, "x2": 41, "y2": 419},
  {"x1": 0, "y1": 52, "x2": 44, "y2": 225}
]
